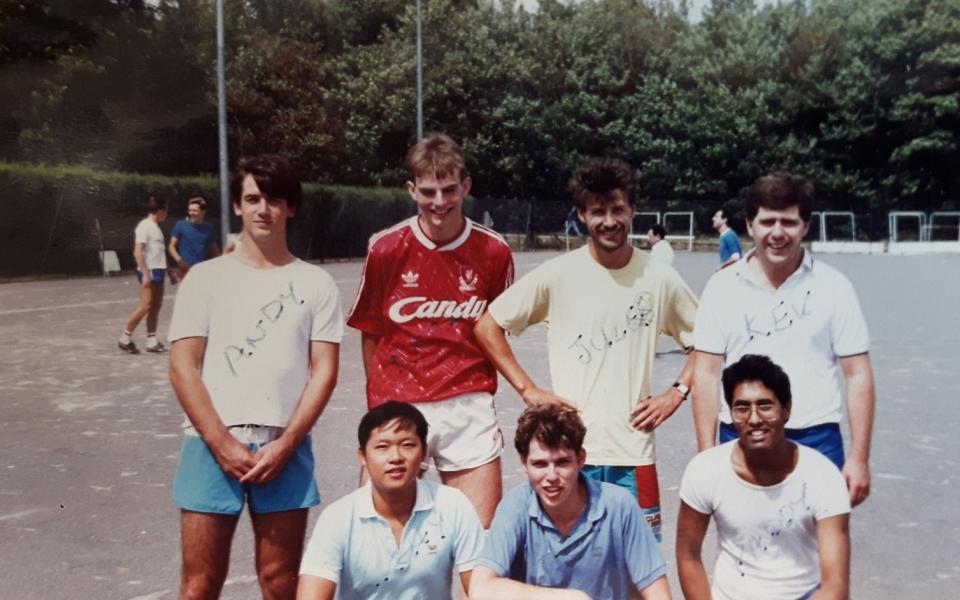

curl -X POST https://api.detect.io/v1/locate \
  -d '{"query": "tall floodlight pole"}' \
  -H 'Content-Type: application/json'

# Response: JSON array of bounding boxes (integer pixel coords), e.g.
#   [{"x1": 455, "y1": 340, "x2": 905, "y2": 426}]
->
[
  {"x1": 416, "y1": 0, "x2": 423, "y2": 140},
  {"x1": 216, "y1": 0, "x2": 230, "y2": 247}
]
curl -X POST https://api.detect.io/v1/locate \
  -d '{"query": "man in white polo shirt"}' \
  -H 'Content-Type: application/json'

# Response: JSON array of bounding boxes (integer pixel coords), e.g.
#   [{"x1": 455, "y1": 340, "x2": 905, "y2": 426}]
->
[
  {"x1": 298, "y1": 401, "x2": 485, "y2": 599},
  {"x1": 692, "y1": 172, "x2": 875, "y2": 507}
]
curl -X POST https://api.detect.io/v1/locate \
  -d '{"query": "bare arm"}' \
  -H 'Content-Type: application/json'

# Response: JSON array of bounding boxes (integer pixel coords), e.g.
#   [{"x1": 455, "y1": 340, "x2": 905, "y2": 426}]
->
[
  {"x1": 631, "y1": 350, "x2": 695, "y2": 431},
  {"x1": 360, "y1": 333, "x2": 380, "y2": 382},
  {"x1": 636, "y1": 576, "x2": 672, "y2": 600},
  {"x1": 169, "y1": 337, "x2": 256, "y2": 478},
  {"x1": 295, "y1": 574, "x2": 337, "y2": 600},
  {"x1": 839, "y1": 353, "x2": 875, "y2": 506},
  {"x1": 676, "y1": 501, "x2": 712, "y2": 600},
  {"x1": 241, "y1": 341, "x2": 340, "y2": 484},
  {"x1": 168, "y1": 236, "x2": 188, "y2": 271},
  {"x1": 692, "y1": 351, "x2": 724, "y2": 451},
  {"x1": 718, "y1": 253, "x2": 740, "y2": 270},
  {"x1": 469, "y1": 565, "x2": 590, "y2": 600},
  {"x1": 810, "y1": 514, "x2": 850, "y2": 600},
  {"x1": 474, "y1": 312, "x2": 575, "y2": 409},
  {"x1": 133, "y1": 242, "x2": 150, "y2": 288}
]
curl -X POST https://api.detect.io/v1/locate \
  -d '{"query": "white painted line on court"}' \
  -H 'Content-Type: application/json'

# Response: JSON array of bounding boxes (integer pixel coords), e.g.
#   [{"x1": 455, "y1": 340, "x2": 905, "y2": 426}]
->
[{"x1": 0, "y1": 508, "x2": 42, "y2": 522}]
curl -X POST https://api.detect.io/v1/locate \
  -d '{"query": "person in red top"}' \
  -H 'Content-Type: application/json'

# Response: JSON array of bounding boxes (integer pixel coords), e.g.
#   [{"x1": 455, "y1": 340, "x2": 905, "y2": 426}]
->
[{"x1": 348, "y1": 133, "x2": 514, "y2": 526}]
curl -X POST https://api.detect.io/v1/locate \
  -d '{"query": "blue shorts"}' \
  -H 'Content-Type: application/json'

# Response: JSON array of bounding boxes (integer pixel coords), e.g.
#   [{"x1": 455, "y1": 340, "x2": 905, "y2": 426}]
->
[
  {"x1": 582, "y1": 463, "x2": 662, "y2": 542},
  {"x1": 172, "y1": 435, "x2": 320, "y2": 515},
  {"x1": 136, "y1": 268, "x2": 165, "y2": 284},
  {"x1": 719, "y1": 422, "x2": 844, "y2": 470}
]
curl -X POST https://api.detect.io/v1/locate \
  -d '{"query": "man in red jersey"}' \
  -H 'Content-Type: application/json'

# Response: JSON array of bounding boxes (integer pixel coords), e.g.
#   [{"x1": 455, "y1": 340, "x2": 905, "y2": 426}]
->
[{"x1": 347, "y1": 133, "x2": 514, "y2": 527}]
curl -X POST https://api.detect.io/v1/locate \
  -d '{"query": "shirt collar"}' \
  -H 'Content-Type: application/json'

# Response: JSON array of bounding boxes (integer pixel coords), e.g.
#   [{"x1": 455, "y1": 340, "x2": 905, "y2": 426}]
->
[
  {"x1": 526, "y1": 474, "x2": 606, "y2": 529},
  {"x1": 357, "y1": 478, "x2": 436, "y2": 520},
  {"x1": 732, "y1": 247, "x2": 814, "y2": 287},
  {"x1": 409, "y1": 215, "x2": 473, "y2": 251}
]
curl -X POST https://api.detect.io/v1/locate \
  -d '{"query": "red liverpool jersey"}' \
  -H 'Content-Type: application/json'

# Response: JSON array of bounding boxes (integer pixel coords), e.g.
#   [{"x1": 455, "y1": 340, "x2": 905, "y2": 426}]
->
[{"x1": 348, "y1": 216, "x2": 514, "y2": 408}]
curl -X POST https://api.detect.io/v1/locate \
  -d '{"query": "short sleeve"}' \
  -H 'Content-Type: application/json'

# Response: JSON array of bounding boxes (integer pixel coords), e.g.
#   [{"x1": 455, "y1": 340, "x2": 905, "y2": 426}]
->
[
  {"x1": 694, "y1": 275, "x2": 728, "y2": 355},
  {"x1": 346, "y1": 242, "x2": 386, "y2": 336},
  {"x1": 487, "y1": 246, "x2": 515, "y2": 301},
  {"x1": 487, "y1": 263, "x2": 551, "y2": 337},
  {"x1": 170, "y1": 221, "x2": 185, "y2": 240},
  {"x1": 805, "y1": 451, "x2": 852, "y2": 521},
  {"x1": 828, "y1": 275, "x2": 870, "y2": 357},
  {"x1": 447, "y1": 488, "x2": 486, "y2": 572},
  {"x1": 660, "y1": 269, "x2": 699, "y2": 349},
  {"x1": 618, "y1": 492, "x2": 667, "y2": 591},
  {"x1": 678, "y1": 450, "x2": 717, "y2": 516},
  {"x1": 299, "y1": 500, "x2": 349, "y2": 582},
  {"x1": 134, "y1": 221, "x2": 149, "y2": 245},
  {"x1": 168, "y1": 265, "x2": 210, "y2": 341},
  {"x1": 311, "y1": 271, "x2": 344, "y2": 343},
  {"x1": 476, "y1": 486, "x2": 528, "y2": 577}
]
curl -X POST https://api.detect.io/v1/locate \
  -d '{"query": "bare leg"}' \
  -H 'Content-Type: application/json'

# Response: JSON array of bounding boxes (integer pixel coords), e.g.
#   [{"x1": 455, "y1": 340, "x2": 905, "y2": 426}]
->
[
  {"x1": 125, "y1": 282, "x2": 153, "y2": 333},
  {"x1": 251, "y1": 509, "x2": 309, "y2": 600},
  {"x1": 440, "y1": 458, "x2": 502, "y2": 528},
  {"x1": 179, "y1": 510, "x2": 240, "y2": 600},
  {"x1": 146, "y1": 282, "x2": 164, "y2": 334}
]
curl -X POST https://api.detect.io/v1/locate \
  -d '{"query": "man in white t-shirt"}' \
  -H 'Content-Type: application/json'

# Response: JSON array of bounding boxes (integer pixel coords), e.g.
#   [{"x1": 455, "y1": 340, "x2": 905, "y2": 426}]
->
[
  {"x1": 692, "y1": 173, "x2": 875, "y2": 508},
  {"x1": 677, "y1": 354, "x2": 850, "y2": 600},
  {"x1": 647, "y1": 224, "x2": 674, "y2": 265},
  {"x1": 119, "y1": 196, "x2": 175, "y2": 354},
  {"x1": 168, "y1": 155, "x2": 342, "y2": 599},
  {"x1": 298, "y1": 402, "x2": 484, "y2": 599},
  {"x1": 475, "y1": 158, "x2": 698, "y2": 541}
]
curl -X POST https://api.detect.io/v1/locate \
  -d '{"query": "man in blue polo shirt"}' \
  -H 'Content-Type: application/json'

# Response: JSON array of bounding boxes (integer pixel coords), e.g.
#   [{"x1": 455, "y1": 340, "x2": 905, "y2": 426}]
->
[
  {"x1": 470, "y1": 404, "x2": 671, "y2": 600},
  {"x1": 169, "y1": 197, "x2": 220, "y2": 274},
  {"x1": 298, "y1": 401, "x2": 485, "y2": 599},
  {"x1": 712, "y1": 208, "x2": 741, "y2": 270}
]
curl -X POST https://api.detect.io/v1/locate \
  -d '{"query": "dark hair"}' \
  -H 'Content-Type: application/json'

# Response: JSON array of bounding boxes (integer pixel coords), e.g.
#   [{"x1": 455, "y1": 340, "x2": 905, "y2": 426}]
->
[
  {"x1": 744, "y1": 173, "x2": 814, "y2": 223},
  {"x1": 514, "y1": 404, "x2": 586, "y2": 458},
  {"x1": 649, "y1": 224, "x2": 667, "y2": 239},
  {"x1": 406, "y1": 133, "x2": 469, "y2": 181},
  {"x1": 568, "y1": 158, "x2": 638, "y2": 211},
  {"x1": 230, "y1": 155, "x2": 302, "y2": 209},
  {"x1": 357, "y1": 401, "x2": 429, "y2": 450},
  {"x1": 146, "y1": 196, "x2": 167, "y2": 214},
  {"x1": 721, "y1": 354, "x2": 792, "y2": 411}
]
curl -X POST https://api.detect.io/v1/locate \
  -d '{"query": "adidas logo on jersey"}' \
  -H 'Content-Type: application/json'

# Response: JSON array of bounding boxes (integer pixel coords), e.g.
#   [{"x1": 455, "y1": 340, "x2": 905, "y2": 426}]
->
[
  {"x1": 388, "y1": 295, "x2": 488, "y2": 324},
  {"x1": 401, "y1": 270, "x2": 419, "y2": 288}
]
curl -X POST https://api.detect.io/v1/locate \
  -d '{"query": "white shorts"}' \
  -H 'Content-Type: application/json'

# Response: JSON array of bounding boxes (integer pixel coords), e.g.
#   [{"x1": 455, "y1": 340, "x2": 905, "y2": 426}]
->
[{"x1": 416, "y1": 391, "x2": 504, "y2": 472}]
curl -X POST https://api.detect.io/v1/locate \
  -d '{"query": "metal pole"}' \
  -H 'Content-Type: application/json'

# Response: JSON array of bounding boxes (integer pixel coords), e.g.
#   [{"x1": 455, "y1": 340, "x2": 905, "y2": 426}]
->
[
  {"x1": 216, "y1": 0, "x2": 230, "y2": 248},
  {"x1": 416, "y1": 0, "x2": 423, "y2": 140}
]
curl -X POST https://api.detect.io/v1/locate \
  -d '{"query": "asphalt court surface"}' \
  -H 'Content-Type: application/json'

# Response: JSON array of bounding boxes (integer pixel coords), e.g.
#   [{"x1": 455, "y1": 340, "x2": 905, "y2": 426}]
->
[{"x1": 1, "y1": 250, "x2": 958, "y2": 599}]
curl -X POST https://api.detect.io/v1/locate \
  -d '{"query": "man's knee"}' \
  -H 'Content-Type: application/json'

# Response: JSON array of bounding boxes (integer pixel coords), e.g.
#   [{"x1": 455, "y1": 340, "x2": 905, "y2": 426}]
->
[
  {"x1": 256, "y1": 560, "x2": 299, "y2": 599},
  {"x1": 180, "y1": 569, "x2": 228, "y2": 600}
]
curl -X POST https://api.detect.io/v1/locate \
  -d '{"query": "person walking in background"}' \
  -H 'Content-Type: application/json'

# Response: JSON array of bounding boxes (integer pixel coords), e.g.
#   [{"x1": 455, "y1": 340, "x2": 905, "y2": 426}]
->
[
  {"x1": 647, "y1": 224, "x2": 674, "y2": 265},
  {"x1": 118, "y1": 196, "x2": 175, "y2": 354},
  {"x1": 712, "y1": 208, "x2": 742, "y2": 270},
  {"x1": 168, "y1": 197, "x2": 220, "y2": 276}
]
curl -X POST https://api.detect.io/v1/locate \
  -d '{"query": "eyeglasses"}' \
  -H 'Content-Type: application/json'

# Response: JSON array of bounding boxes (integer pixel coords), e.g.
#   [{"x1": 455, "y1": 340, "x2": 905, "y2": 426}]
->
[{"x1": 730, "y1": 402, "x2": 780, "y2": 422}]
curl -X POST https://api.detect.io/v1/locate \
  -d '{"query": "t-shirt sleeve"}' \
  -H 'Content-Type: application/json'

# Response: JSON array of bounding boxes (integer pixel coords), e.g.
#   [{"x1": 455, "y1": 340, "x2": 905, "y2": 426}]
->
[
  {"x1": 299, "y1": 501, "x2": 348, "y2": 582},
  {"x1": 807, "y1": 451, "x2": 852, "y2": 520},
  {"x1": 346, "y1": 242, "x2": 386, "y2": 336},
  {"x1": 829, "y1": 274, "x2": 870, "y2": 357},
  {"x1": 476, "y1": 487, "x2": 527, "y2": 577},
  {"x1": 134, "y1": 220, "x2": 149, "y2": 245},
  {"x1": 619, "y1": 493, "x2": 667, "y2": 591},
  {"x1": 487, "y1": 263, "x2": 550, "y2": 337},
  {"x1": 678, "y1": 450, "x2": 717, "y2": 515},
  {"x1": 168, "y1": 265, "x2": 209, "y2": 341},
  {"x1": 660, "y1": 269, "x2": 699, "y2": 349},
  {"x1": 487, "y1": 245, "x2": 515, "y2": 301},
  {"x1": 312, "y1": 271, "x2": 344, "y2": 343},
  {"x1": 694, "y1": 275, "x2": 728, "y2": 355},
  {"x1": 169, "y1": 221, "x2": 184, "y2": 241},
  {"x1": 448, "y1": 488, "x2": 486, "y2": 572}
]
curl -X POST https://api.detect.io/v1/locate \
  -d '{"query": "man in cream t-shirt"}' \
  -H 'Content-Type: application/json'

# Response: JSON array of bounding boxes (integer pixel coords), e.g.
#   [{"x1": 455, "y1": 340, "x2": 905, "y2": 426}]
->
[{"x1": 475, "y1": 158, "x2": 698, "y2": 541}]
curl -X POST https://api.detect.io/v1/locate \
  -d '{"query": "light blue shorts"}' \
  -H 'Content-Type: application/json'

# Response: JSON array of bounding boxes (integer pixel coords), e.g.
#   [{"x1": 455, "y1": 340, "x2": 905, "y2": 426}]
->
[
  {"x1": 172, "y1": 435, "x2": 320, "y2": 515},
  {"x1": 582, "y1": 463, "x2": 662, "y2": 542}
]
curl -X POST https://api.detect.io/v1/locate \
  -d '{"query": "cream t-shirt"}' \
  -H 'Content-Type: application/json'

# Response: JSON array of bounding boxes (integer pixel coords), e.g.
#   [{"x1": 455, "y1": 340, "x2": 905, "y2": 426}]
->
[{"x1": 489, "y1": 246, "x2": 698, "y2": 466}]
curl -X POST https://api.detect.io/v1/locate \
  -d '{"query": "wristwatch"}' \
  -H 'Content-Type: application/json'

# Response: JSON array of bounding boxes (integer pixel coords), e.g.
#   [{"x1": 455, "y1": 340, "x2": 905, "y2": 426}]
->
[{"x1": 672, "y1": 381, "x2": 690, "y2": 399}]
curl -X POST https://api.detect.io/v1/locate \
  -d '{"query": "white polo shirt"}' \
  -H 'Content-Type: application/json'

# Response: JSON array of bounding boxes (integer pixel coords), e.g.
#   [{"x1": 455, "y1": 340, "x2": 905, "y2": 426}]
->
[
  {"x1": 300, "y1": 480, "x2": 484, "y2": 600},
  {"x1": 694, "y1": 250, "x2": 869, "y2": 428}
]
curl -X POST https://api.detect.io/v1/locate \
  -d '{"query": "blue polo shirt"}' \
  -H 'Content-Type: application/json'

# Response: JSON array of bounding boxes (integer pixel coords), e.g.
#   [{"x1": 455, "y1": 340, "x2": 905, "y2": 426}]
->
[
  {"x1": 718, "y1": 229, "x2": 742, "y2": 264},
  {"x1": 479, "y1": 475, "x2": 666, "y2": 598},
  {"x1": 170, "y1": 219, "x2": 216, "y2": 266},
  {"x1": 300, "y1": 480, "x2": 485, "y2": 600}
]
